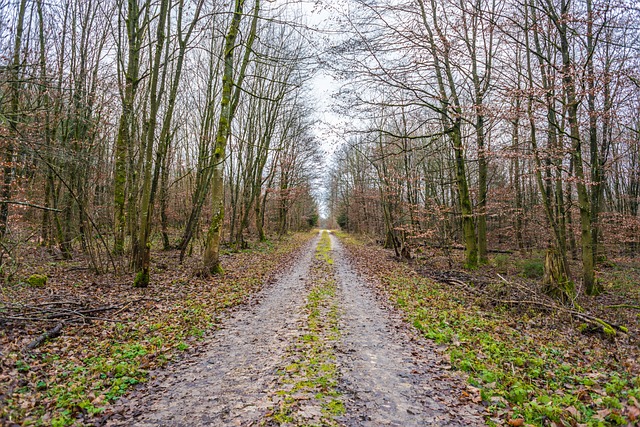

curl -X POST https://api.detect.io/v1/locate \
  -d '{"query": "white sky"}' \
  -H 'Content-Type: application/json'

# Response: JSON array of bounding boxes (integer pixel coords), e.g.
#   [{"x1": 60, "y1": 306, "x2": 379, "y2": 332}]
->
[
  {"x1": 274, "y1": 0, "x2": 352, "y2": 216},
  {"x1": 293, "y1": 0, "x2": 350, "y2": 157}
]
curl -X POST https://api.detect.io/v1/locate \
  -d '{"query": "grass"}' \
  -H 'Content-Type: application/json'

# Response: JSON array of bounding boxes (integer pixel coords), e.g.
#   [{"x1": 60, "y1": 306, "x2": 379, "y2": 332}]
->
[{"x1": 269, "y1": 231, "x2": 344, "y2": 426}]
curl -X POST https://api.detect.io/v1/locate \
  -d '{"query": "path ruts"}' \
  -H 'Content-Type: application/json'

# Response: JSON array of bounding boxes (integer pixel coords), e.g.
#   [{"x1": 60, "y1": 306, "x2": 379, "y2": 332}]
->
[
  {"x1": 104, "y1": 236, "x2": 319, "y2": 426},
  {"x1": 331, "y1": 234, "x2": 484, "y2": 426},
  {"x1": 102, "y1": 232, "x2": 484, "y2": 426}
]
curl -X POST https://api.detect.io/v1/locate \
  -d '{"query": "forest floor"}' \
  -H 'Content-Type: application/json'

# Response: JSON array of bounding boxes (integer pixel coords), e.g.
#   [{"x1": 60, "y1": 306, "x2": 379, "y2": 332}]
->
[
  {"x1": 0, "y1": 232, "x2": 313, "y2": 426},
  {"x1": 1, "y1": 231, "x2": 639, "y2": 426},
  {"x1": 1, "y1": 232, "x2": 486, "y2": 426}
]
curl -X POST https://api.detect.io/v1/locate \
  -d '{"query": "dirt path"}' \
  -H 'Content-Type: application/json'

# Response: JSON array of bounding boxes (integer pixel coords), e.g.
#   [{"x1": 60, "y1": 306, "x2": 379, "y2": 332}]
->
[
  {"x1": 102, "y1": 232, "x2": 484, "y2": 426},
  {"x1": 104, "y1": 236, "x2": 320, "y2": 426},
  {"x1": 331, "y1": 234, "x2": 484, "y2": 426}
]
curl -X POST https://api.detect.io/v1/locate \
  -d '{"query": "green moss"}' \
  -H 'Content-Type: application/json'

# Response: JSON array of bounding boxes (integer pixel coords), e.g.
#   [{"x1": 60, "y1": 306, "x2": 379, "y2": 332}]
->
[
  {"x1": 268, "y1": 233, "x2": 343, "y2": 425},
  {"x1": 210, "y1": 264, "x2": 224, "y2": 275},
  {"x1": 27, "y1": 274, "x2": 47, "y2": 287},
  {"x1": 595, "y1": 319, "x2": 617, "y2": 338},
  {"x1": 133, "y1": 270, "x2": 149, "y2": 288},
  {"x1": 325, "y1": 398, "x2": 345, "y2": 416}
]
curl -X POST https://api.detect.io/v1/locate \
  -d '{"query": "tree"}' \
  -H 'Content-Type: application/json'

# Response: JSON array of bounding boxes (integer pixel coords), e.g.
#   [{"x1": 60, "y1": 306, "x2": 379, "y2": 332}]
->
[{"x1": 202, "y1": 0, "x2": 260, "y2": 274}]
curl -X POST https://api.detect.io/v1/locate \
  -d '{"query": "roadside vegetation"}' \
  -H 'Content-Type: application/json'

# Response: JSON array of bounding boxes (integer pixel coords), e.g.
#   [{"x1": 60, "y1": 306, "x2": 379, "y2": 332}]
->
[
  {"x1": 0, "y1": 233, "x2": 315, "y2": 426},
  {"x1": 336, "y1": 232, "x2": 640, "y2": 426}
]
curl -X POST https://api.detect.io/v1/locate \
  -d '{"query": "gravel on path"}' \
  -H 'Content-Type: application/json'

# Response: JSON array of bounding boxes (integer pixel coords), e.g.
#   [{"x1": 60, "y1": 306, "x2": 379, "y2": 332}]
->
[
  {"x1": 103, "y1": 236, "x2": 319, "y2": 427},
  {"x1": 331, "y1": 233, "x2": 485, "y2": 427}
]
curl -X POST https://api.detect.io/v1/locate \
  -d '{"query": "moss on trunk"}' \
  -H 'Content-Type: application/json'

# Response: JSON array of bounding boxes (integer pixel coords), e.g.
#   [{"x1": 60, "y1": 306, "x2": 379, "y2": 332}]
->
[{"x1": 542, "y1": 247, "x2": 574, "y2": 303}]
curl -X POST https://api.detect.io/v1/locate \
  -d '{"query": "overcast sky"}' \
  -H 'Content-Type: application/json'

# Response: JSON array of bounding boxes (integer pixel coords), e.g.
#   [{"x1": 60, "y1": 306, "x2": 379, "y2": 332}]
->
[
  {"x1": 273, "y1": 0, "x2": 353, "y2": 216},
  {"x1": 296, "y1": 0, "x2": 350, "y2": 157}
]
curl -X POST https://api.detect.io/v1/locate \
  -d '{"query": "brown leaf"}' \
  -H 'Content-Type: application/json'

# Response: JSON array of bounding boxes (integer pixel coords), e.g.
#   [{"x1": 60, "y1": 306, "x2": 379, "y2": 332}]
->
[
  {"x1": 466, "y1": 385, "x2": 482, "y2": 403},
  {"x1": 508, "y1": 418, "x2": 524, "y2": 426},
  {"x1": 565, "y1": 405, "x2": 580, "y2": 419},
  {"x1": 593, "y1": 408, "x2": 610, "y2": 420}
]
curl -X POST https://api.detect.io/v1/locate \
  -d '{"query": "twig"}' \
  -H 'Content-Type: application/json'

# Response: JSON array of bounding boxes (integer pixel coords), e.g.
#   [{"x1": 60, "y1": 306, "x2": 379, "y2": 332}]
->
[
  {"x1": 25, "y1": 323, "x2": 64, "y2": 351},
  {"x1": 605, "y1": 304, "x2": 640, "y2": 310},
  {"x1": 434, "y1": 272, "x2": 628, "y2": 335},
  {"x1": 112, "y1": 301, "x2": 135, "y2": 316},
  {"x1": 31, "y1": 301, "x2": 84, "y2": 307},
  {"x1": 1, "y1": 315, "x2": 66, "y2": 322},
  {"x1": 2, "y1": 298, "x2": 154, "y2": 325},
  {"x1": 0, "y1": 200, "x2": 62, "y2": 212}
]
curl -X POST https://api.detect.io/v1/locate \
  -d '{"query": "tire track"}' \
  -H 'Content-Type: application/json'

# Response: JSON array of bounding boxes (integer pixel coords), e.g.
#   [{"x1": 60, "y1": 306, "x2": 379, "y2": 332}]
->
[
  {"x1": 102, "y1": 232, "x2": 485, "y2": 426},
  {"x1": 331, "y1": 233, "x2": 485, "y2": 426},
  {"x1": 104, "y1": 236, "x2": 319, "y2": 427}
]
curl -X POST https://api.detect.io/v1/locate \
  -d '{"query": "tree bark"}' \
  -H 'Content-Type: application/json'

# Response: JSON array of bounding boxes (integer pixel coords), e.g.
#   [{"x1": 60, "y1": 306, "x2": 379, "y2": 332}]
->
[
  {"x1": 550, "y1": 0, "x2": 599, "y2": 295},
  {"x1": 0, "y1": 0, "x2": 27, "y2": 239},
  {"x1": 113, "y1": 0, "x2": 143, "y2": 255},
  {"x1": 203, "y1": 0, "x2": 260, "y2": 274}
]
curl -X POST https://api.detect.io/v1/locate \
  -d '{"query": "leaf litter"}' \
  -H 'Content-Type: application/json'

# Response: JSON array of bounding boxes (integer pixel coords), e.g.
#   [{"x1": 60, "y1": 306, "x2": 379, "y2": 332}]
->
[
  {"x1": 1, "y1": 230, "x2": 553, "y2": 426},
  {"x1": 335, "y1": 232, "x2": 640, "y2": 426}
]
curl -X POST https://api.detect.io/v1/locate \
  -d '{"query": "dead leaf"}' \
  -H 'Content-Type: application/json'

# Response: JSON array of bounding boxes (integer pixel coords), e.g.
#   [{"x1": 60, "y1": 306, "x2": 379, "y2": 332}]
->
[
  {"x1": 565, "y1": 405, "x2": 580, "y2": 419},
  {"x1": 593, "y1": 408, "x2": 610, "y2": 420}
]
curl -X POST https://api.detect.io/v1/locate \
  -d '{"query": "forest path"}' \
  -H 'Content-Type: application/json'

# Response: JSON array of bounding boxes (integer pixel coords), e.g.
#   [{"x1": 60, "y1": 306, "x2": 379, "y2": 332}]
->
[
  {"x1": 102, "y1": 231, "x2": 484, "y2": 426},
  {"x1": 330, "y1": 234, "x2": 484, "y2": 426}
]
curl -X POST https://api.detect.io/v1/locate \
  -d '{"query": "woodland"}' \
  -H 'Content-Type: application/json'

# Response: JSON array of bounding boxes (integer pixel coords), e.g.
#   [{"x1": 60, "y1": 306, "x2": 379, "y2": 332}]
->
[{"x1": 0, "y1": 0, "x2": 639, "y2": 425}]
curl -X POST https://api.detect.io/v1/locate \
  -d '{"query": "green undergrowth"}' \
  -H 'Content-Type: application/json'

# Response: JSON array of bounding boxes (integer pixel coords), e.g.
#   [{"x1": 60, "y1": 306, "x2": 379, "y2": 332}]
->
[
  {"x1": 1, "y1": 232, "x2": 315, "y2": 427},
  {"x1": 269, "y1": 231, "x2": 344, "y2": 426},
  {"x1": 337, "y1": 233, "x2": 640, "y2": 427},
  {"x1": 519, "y1": 258, "x2": 545, "y2": 279}
]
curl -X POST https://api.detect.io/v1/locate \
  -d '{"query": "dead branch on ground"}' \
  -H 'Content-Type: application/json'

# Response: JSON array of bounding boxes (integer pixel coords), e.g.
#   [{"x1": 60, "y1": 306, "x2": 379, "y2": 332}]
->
[{"x1": 422, "y1": 269, "x2": 627, "y2": 337}]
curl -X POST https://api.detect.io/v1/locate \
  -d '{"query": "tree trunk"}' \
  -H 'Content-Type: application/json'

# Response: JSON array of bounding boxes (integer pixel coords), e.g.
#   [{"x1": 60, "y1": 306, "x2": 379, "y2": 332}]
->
[
  {"x1": 543, "y1": 247, "x2": 575, "y2": 304},
  {"x1": 0, "y1": 0, "x2": 27, "y2": 238},
  {"x1": 203, "y1": 0, "x2": 259, "y2": 274},
  {"x1": 133, "y1": 0, "x2": 170, "y2": 286},
  {"x1": 554, "y1": 0, "x2": 599, "y2": 295},
  {"x1": 113, "y1": 0, "x2": 142, "y2": 255}
]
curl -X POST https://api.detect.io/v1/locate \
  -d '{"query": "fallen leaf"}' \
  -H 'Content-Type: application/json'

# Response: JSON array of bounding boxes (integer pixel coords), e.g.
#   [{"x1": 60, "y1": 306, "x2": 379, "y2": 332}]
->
[
  {"x1": 565, "y1": 405, "x2": 580, "y2": 419},
  {"x1": 593, "y1": 408, "x2": 610, "y2": 420}
]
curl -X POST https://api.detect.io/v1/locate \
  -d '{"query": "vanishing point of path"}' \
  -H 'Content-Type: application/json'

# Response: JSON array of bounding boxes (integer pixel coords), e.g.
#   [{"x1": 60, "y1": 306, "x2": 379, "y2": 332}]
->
[{"x1": 102, "y1": 232, "x2": 484, "y2": 426}]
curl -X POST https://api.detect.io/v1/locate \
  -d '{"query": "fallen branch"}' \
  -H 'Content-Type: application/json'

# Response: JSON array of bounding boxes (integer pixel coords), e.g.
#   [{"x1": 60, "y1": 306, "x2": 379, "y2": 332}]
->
[
  {"x1": 0, "y1": 200, "x2": 62, "y2": 212},
  {"x1": 25, "y1": 323, "x2": 64, "y2": 351},
  {"x1": 2, "y1": 298, "x2": 153, "y2": 325},
  {"x1": 496, "y1": 299, "x2": 627, "y2": 334},
  {"x1": 605, "y1": 304, "x2": 640, "y2": 310},
  {"x1": 429, "y1": 272, "x2": 627, "y2": 336},
  {"x1": 421, "y1": 244, "x2": 513, "y2": 254}
]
